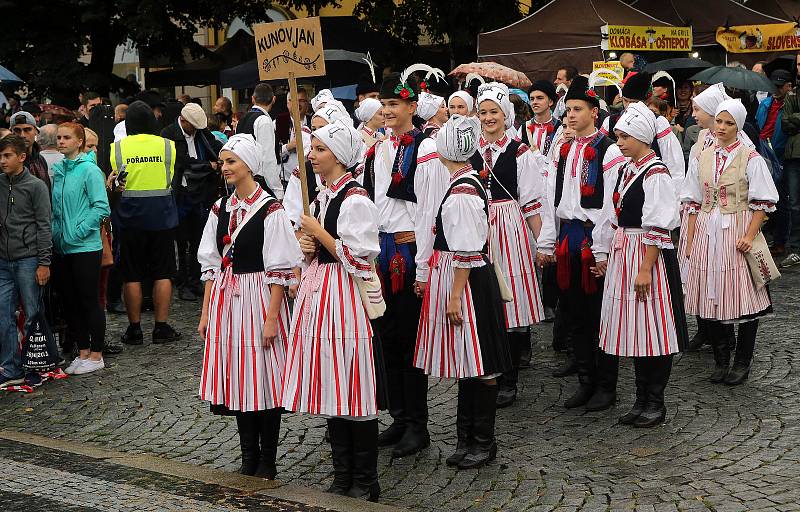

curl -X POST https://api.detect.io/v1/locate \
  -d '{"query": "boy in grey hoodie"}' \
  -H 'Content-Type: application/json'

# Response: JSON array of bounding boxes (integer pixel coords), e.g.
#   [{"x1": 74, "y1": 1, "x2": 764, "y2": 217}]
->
[{"x1": 0, "y1": 135, "x2": 51, "y2": 387}]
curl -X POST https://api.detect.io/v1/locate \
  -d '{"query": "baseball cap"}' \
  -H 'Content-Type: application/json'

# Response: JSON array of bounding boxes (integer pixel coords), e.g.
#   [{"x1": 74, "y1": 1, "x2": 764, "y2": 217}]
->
[
  {"x1": 770, "y1": 69, "x2": 793, "y2": 86},
  {"x1": 9, "y1": 111, "x2": 38, "y2": 130}
]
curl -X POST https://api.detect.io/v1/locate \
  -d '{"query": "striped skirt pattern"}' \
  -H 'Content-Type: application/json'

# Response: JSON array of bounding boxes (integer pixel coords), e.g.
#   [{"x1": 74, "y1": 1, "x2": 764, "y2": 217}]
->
[
  {"x1": 281, "y1": 260, "x2": 379, "y2": 417},
  {"x1": 677, "y1": 203, "x2": 691, "y2": 283},
  {"x1": 599, "y1": 229, "x2": 680, "y2": 357},
  {"x1": 684, "y1": 209, "x2": 772, "y2": 321},
  {"x1": 199, "y1": 271, "x2": 290, "y2": 412},
  {"x1": 489, "y1": 200, "x2": 544, "y2": 329}
]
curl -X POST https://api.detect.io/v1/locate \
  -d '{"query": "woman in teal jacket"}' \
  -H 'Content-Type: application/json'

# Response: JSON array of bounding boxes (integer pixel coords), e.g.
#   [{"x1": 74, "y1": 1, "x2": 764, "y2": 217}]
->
[{"x1": 52, "y1": 122, "x2": 111, "y2": 376}]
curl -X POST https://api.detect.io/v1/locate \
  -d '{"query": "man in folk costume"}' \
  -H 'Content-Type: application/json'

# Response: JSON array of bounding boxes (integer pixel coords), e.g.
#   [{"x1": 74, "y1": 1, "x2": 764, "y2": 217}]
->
[
  {"x1": 599, "y1": 103, "x2": 685, "y2": 427},
  {"x1": 537, "y1": 75, "x2": 627, "y2": 411},
  {"x1": 599, "y1": 72, "x2": 685, "y2": 194},
  {"x1": 360, "y1": 66, "x2": 450, "y2": 458},
  {"x1": 520, "y1": 80, "x2": 562, "y2": 166}
]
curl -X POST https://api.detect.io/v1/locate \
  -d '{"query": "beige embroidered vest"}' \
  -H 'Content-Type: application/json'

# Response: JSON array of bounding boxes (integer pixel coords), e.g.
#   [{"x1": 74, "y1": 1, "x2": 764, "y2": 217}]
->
[{"x1": 698, "y1": 143, "x2": 750, "y2": 214}]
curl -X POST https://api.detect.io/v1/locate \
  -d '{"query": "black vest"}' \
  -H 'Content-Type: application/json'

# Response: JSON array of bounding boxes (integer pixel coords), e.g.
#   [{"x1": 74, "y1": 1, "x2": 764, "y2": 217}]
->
[
  {"x1": 607, "y1": 112, "x2": 662, "y2": 158},
  {"x1": 301, "y1": 160, "x2": 319, "y2": 197},
  {"x1": 520, "y1": 118, "x2": 561, "y2": 155},
  {"x1": 216, "y1": 196, "x2": 278, "y2": 274},
  {"x1": 318, "y1": 181, "x2": 365, "y2": 264},
  {"x1": 614, "y1": 160, "x2": 663, "y2": 228},
  {"x1": 236, "y1": 109, "x2": 264, "y2": 135},
  {"x1": 433, "y1": 175, "x2": 489, "y2": 253},
  {"x1": 468, "y1": 139, "x2": 522, "y2": 201},
  {"x1": 554, "y1": 134, "x2": 616, "y2": 210},
  {"x1": 363, "y1": 130, "x2": 428, "y2": 203}
]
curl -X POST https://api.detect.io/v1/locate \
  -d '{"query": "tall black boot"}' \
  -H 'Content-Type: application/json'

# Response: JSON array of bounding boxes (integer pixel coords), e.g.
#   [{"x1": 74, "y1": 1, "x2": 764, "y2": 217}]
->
[
  {"x1": 586, "y1": 351, "x2": 618, "y2": 411},
  {"x1": 377, "y1": 369, "x2": 405, "y2": 447},
  {"x1": 346, "y1": 419, "x2": 380, "y2": 502},
  {"x1": 326, "y1": 418, "x2": 353, "y2": 495},
  {"x1": 446, "y1": 379, "x2": 473, "y2": 467},
  {"x1": 564, "y1": 342, "x2": 595, "y2": 408},
  {"x1": 724, "y1": 323, "x2": 736, "y2": 350},
  {"x1": 392, "y1": 371, "x2": 430, "y2": 457},
  {"x1": 458, "y1": 380, "x2": 498, "y2": 470},
  {"x1": 687, "y1": 317, "x2": 709, "y2": 351},
  {"x1": 619, "y1": 357, "x2": 647, "y2": 425},
  {"x1": 551, "y1": 301, "x2": 569, "y2": 352},
  {"x1": 709, "y1": 321, "x2": 731, "y2": 383},
  {"x1": 634, "y1": 355, "x2": 672, "y2": 428},
  {"x1": 725, "y1": 320, "x2": 758, "y2": 386},
  {"x1": 519, "y1": 327, "x2": 533, "y2": 369},
  {"x1": 497, "y1": 331, "x2": 524, "y2": 408},
  {"x1": 255, "y1": 409, "x2": 281, "y2": 480},
  {"x1": 235, "y1": 412, "x2": 261, "y2": 476}
]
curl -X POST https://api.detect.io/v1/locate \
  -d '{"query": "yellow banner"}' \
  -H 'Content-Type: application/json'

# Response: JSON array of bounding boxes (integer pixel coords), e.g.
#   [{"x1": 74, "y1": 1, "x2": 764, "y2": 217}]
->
[
  {"x1": 592, "y1": 61, "x2": 623, "y2": 86},
  {"x1": 716, "y1": 22, "x2": 800, "y2": 53},
  {"x1": 603, "y1": 25, "x2": 692, "y2": 52}
]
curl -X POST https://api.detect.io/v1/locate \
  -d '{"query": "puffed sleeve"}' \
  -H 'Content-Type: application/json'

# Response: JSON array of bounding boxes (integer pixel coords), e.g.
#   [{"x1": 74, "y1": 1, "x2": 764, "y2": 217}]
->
[
  {"x1": 655, "y1": 116, "x2": 686, "y2": 195},
  {"x1": 283, "y1": 169, "x2": 303, "y2": 229},
  {"x1": 536, "y1": 155, "x2": 560, "y2": 255},
  {"x1": 198, "y1": 199, "x2": 223, "y2": 281},
  {"x1": 263, "y1": 203, "x2": 303, "y2": 287},
  {"x1": 590, "y1": 145, "x2": 626, "y2": 261},
  {"x1": 413, "y1": 138, "x2": 449, "y2": 282},
  {"x1": 336, "y1": 191, "x2": 381, "y2": 277},
  {"x1": 680, "y1": 153, "x2": 703, "y2": 213},
  {"x1": 442, "y1": 184, "x2": 489, "y2": 268},
  {"x1": 642, "y1": 165, "x2": 680, "y2": 249},
  {"x1": 515, "y1": 146, "x2": 546, "y2": 219},
  {"x1": 746, "y1": 151, "x2": 779, "y2": 212}
]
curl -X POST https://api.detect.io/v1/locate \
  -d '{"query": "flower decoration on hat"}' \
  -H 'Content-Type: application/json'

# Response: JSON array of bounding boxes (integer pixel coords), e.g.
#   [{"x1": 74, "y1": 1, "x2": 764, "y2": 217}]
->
[{"x1": 395, "y1": 83, "x2": 415, "y2": 99}]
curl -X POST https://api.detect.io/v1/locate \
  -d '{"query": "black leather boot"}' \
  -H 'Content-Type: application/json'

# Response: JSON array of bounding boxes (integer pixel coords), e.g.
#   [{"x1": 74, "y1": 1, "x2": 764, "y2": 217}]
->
[
  {"x1": 235, "y1": 412, "x2": 261, "y2": 476},
  {"x1": 634, "y1": 355, "x2": 672, "y2": 428},
  {"x1": 392, "y1": 371, "x2": 430, "y2": 458},
  {"x1": 552, "y1": 352, "x2": 577, "y2": 377},
  {"x1": 255, "y1": 409, "x2": 281, "y2": 480},
  {"x1": 458, "y1": 381, "x2": 498, "y2": 470},
  {"x1": 519, "y1": 328, "x2": 533, "y2": 369},
  {"x1": 346, "y1": 419, "x2": 380, "y2": 502},
  {"x1": 377, "y1": 369, "x2": 405, "y2": 447},
  {"x1": 585, "y1": 352, "x2": 618, "y2": 412},
  {"x1": 497, "y1": 332, "x2": 523, "y2": 408},
  {"x1": 446, "y1": 379, "x2": 473, "y2": 467},
  {"x1": 709, "y1": 322, "x2": 731, "y2": 383},
  {"x1": 687, "y1": 317, "x2": 709, "y2": 351},
  {"x1": 619, "y1": 358, "x2": 647, "y2": 425},
  {"x1": 326, "y1": 418, "x2": 352, "y2": 495},
  {"x1": 725, "y1": 320, "x2": 757, "y2": 386}
]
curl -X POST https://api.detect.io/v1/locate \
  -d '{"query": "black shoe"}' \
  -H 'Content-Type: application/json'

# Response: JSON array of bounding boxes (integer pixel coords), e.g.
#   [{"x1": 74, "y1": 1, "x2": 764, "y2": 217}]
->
[
  {"x1": 552, "y1": 357, "x2": 577, "y2": 378},
  {"x1": 153, "y1": 324, "x2": 182, "y2": 344},
  {"x1": 179, "y1": 286, "x2": 198, "y2": 302},
  {"x1": 585, "y1": 389, "x2": 616, "y2": 411},
  {"x1": 564, "y1": 385, "x2": 594, "y2": 409},
  {"x1": 236, "y1": 413, "x2": 261, "y2": 476},
  {"x1": 121, "y1": 326, "x2": 143, "y2": 345},
  {"x1": 633, "y1": 404, "x2": 666, "y2": 428},
  {"x1": 709, "y1": 323, "x2": 731, "y2": 383},
  {"x1": 377, "y1": 422, "x2": 405, "y2": 447},
  {"x1": 495, "y1": 387, "x2": 516, "y2": 408},
  {"x1": 255, "y1": 409, "x2": 281, "y2": 480},
  {"x1": 619, "y1": 358, "x2": 647, "y2": 425},
  {"x1": 391, "y1": 426, "x2": 430, "y2": 458},
  {"x1": 326, "y1": 418, "x2": 352, "y2": 495},
  {"x1": 618, "y1": 401, "x2": 645, "y2": 425},
  {"x1": 686, "y1": 331, "x2": 706, "y2": 351},
  {"x1": 723, "y1": 364, "x2": 750, "y2": 386},
  {"x1": 103, "y1": 341, "x2": 124, "y2": 355},
  {"x1": 106, "y1": 300, "x2": 126, "y2": 314}
]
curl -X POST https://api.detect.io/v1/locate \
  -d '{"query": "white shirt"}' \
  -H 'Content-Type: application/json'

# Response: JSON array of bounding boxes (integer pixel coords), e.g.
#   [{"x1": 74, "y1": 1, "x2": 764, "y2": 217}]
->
[
  {"x1": 113, "y1": 121, "x2": 127, "y2": 142},
  {"x1": 281, "y1": 117, "x2": 311, "y2": 185},
  {"x1": 40, "y1": 149, "x2": 64, "y2": 180},
  {"x1": 250, "y1": 105, "x2": 283, "y2": 199}
]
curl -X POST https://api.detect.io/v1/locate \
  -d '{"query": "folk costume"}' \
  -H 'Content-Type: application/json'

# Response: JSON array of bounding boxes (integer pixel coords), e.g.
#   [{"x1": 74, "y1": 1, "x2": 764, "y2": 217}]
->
[
  {"x1": 354, "y1": 98, "x2": 385, "y2": 150},
  {"x1": 415, "y1": 115, "x2": 511, "y2": 469},
  {"x1": 470, "y1": 82, "x2": 547, "y2": 408},
  {"x1": 600, "y1": 72, "x2": 685, "y2": 194},
  {"x1": 197, "y1": 134, "x2": 303, "y2": 479},
  {"x1": 598, "y1": 104, "x2": 685, "y2": 428},
  {"x1": 537, "y1": 75, "x2": 627, "y2": 411},
  {"x1": 417, "y1": 91, "x2": 446, "y2": 138},
  {"x1": 281, "y1": 123, "x2": 385, "y2": 501},
  {"x1": 358, "y1": 68, "x2": 450, "y2": 458},
  {"x1": 681, "y1": 99, "x2": 778, "y2": 385}
]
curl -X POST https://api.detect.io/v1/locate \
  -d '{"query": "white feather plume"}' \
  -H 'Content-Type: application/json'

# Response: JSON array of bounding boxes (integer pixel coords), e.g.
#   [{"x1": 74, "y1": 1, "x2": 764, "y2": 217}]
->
[
  {"x1": 425, "y1": 67, "x2": 446, "y2": 83},
  {"x1": 400, "y1": 63, "x2": 437, "y2": 86},
  {"x1": 464, "y1": 72, "x2": 485, "y2": 88},
  {"x1": 588, "y1": 68, "x2": 622, "y2": 95}
]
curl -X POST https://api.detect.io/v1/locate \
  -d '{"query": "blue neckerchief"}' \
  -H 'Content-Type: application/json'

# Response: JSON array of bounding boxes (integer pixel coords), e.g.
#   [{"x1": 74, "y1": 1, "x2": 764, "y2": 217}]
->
[{"x1": 585, "y1": 135, "x2": 603, "y2": 190}]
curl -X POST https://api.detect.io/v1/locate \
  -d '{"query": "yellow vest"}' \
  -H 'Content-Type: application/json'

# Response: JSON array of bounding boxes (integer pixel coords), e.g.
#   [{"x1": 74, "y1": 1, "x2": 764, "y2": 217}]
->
[
  {"x1": 110, "y1": 134, "x2": 175, "y2": 197},
  {"x1": 698, "y1": 143, "x2": 750, "y2": 214}
]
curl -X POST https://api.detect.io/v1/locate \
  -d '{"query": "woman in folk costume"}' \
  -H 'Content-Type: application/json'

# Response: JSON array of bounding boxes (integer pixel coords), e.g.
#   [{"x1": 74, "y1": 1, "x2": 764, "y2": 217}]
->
[
  {"x1": 415, "y1": 115, "x2": 511, "y2": 469},
  {"x1": 283, "y1": 101, "x2": 355, "y2": 230},
  {"x1": 282, "y1": 122, "x2": 386, "y2": 501},
  {"x1": 469, "y1": 82, "x2": 547, "y2": 408},
  {"x1": 448, "y1": 90, "x2": 475, "y2": 117},
  {"x1": 354, "y1": 97, "x2": 386, "y2": 149},
  {"x1": 680, "y1": 84, "x2": 749, "y2": 351},
  {"x1": 196, "y1": 134, "x2": 303, "y2": 479},
  {"x1": 682, "y1": 99, "x2": 778, "y2": 386},
  {"x1": 417, "y1": 91, "x2": 449, "y2": 137},
  {"x1": 599, "y1": 103, "x2": 683, "y2": 427}
]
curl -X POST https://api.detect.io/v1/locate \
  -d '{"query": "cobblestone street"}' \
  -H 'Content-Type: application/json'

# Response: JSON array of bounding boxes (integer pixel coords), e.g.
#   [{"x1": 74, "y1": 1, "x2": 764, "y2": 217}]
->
[{"x1": 2, "y1": 268, "x2": 800, "y2": 511}]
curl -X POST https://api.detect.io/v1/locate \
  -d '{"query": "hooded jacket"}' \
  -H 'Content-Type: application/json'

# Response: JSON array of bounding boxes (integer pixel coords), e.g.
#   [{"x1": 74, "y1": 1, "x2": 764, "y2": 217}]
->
[
  {"x1": 0, "y1": 169, "x2": 51, "y2": 265},
  {"x1": 51, "y1": 152, "x2": 110, "y2": 254}
]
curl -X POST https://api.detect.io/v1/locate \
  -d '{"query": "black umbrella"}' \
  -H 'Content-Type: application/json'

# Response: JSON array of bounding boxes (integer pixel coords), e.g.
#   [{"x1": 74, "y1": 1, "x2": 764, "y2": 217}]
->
[
  {"x1": 644, "y1": 58, "x2": 713, "y2": 73},
  {"x1": 763, "y1": 54, "x2": 796, "y2": 78},
  {"x1": 690, "y1": 66, "x2": 776, "y2": 94}
]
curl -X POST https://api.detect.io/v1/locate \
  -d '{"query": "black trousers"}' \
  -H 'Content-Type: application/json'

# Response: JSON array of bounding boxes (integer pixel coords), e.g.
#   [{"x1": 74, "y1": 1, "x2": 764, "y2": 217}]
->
[
  {"x1": 54, "y1": 251, "x2": 106, "y2": 352},
  {"x1": 176, "y1": 199, "x2": 208, "y2": 285}
]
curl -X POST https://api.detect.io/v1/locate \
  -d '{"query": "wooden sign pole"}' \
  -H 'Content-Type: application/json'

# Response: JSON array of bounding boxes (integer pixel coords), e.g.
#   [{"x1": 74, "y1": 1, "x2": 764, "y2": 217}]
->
[{"x1": 288, "y1": 73, "x2": 310, "y2": 216}]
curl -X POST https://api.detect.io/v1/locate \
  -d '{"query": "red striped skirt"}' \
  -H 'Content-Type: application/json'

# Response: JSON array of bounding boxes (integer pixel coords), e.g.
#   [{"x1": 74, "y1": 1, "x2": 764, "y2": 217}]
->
[{"x1": 199, "y1": 271, "x2": 290, "y2": 412}]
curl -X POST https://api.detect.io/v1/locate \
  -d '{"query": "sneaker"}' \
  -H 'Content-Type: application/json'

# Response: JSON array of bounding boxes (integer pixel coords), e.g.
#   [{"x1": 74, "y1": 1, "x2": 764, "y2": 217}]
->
[
  {"x1": 24, "y1": 372, "x2": 43, "y2": 388},
  {"x1": 0, "y1": 374, "x2": 25, "y2": 388},
  {"x1": 152, "y1": 324, "x2": 182, "y2": 344},
  {"x1": 121, "y1": 326, "x2": 144, "y2": 345},
  {"x1": 780, "y1": 253, "x2": 800, "y2": 268},
  {"x1": 64, "y1": 356, "x2": 84, "y2": 374},
  {"x1": 72, "y1": 358, "x2": 104, "y2": 375}
]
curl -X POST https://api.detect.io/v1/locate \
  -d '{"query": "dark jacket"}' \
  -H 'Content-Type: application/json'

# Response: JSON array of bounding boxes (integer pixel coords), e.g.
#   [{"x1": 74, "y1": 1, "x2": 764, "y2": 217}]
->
[
  {"x1": 781, "y1": 91, "x2": 800, "y2": 161},
  {"x1": 0, "y1": 169, "x2": 52, "y2": 265},
  {"x1": 160, "y1": 121, "x2": 224, "y2": 206},
  {"x1": 25, "y1": 143, "x2": 51, "y2": 191}
]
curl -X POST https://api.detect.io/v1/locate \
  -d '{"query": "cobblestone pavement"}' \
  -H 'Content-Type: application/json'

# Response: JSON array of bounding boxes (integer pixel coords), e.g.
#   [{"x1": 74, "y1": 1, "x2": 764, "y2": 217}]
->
[{"x1": 2, "y1": 268, "x2": 800, "y2": 511}]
